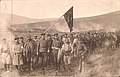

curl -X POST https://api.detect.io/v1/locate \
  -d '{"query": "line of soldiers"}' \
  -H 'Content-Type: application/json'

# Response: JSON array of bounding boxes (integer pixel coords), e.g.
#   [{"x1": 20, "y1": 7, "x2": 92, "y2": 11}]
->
[
  {"x1": 78, "y1": 31, "x2": 118, "y2": 52},
  {"x1": 0, "y1": 31, "x2": 120, "y2": 73}
]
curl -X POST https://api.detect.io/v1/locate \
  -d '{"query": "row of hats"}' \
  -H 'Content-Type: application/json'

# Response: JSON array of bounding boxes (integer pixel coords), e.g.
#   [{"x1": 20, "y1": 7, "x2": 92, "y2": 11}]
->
[
  {"x1": 39, "y1": 33, "x2": 59, "y2": 36},
  {"x1": 14, "y1": 33, "x2": 61, "y2": 40},
  {"x1": 14, "y1": 37, "x2": 23, "y2": 40}
]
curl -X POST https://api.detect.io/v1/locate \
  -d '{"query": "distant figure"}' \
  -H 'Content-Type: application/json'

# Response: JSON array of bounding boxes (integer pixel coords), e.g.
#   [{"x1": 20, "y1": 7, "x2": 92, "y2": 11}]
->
[{"x1": 0, "y1": 38, "x2": 11, "y2": 71}]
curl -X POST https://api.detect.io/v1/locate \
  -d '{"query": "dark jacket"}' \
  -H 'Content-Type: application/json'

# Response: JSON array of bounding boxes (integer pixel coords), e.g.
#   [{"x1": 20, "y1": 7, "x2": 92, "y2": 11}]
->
[
  {"x1": 24, "y1": 39, "x2": 36, "y2": 56},
  {"x1": 46, "y1": 38, "x2": 53, "y2": 51},
  {"x1": 37, "y1": 39, "x2": 48, "y2": 53}
]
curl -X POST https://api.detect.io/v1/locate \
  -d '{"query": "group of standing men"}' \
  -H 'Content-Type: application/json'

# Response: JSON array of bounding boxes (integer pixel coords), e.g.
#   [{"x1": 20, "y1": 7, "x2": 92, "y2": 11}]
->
[
  {"x1": 0, "y1": 32, "x2": 87, "y2": 73},
  {"x1": 1, "y1": 30, "x2": 120, "y2": 74}
]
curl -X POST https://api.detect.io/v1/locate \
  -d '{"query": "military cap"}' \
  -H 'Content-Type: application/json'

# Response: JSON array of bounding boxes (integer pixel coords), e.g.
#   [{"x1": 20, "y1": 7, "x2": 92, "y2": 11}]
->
[
  {"x1": 88, "y1": 32, "x2": 90, "y2": 34},
  {"x1": 41, "y1": 33, "x2": 45, "y2": 36},
  {"x1": 64, "y1": 33, "x2": 67, "y2": 35},
  {"x1": 47, "y1": 34, "x2": 51, "y2": 36},
  {"x1": 54, "y1": 33, "x2": 58, "y2": 36},
  {"x1": 20, "y1": 37, "x2": 23, "y2": 39},
  {"x1": 14, "y1": 37, "x2": 19, "y2": 40}
]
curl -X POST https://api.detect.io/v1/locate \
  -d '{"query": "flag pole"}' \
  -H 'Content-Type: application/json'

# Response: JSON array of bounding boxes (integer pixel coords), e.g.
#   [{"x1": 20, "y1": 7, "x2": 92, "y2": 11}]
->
[
  {"x1": 44, "y1": 6, "x2": 73, "y2": 33},
  {"x1": 37, "y1": 14, "x2": 64, "y2": 40},
  {"x1": 37, "y1": 6, "x2": 73, "y2": 40},
  {"x1": 44, "y1": 15, "x2": 64, "y2": 33}
]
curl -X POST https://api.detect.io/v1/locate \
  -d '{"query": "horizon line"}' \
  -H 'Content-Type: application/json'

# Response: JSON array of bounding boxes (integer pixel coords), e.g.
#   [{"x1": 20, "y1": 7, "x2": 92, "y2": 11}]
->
[{"x1": 4, "y1": 9, "x2": 120, "y2": 20}]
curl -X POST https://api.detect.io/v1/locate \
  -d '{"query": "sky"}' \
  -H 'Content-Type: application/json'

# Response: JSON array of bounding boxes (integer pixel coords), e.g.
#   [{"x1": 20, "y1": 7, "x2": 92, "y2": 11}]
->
[{"x1": 0, "y1": 0, "x2": 120, "y2": 19}]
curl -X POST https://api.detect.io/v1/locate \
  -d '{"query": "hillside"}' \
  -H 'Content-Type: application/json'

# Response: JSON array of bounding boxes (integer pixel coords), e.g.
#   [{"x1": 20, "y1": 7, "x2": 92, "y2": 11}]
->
[
  {"x1": 10, "y1": 14, "x2": 56, "y2": 25},
  {"x1": 76, "y1": 10, "x2": 120, "y2": 31},
  {"x1": 10, "y1": 10, "x2": 120, "y2": 32}
]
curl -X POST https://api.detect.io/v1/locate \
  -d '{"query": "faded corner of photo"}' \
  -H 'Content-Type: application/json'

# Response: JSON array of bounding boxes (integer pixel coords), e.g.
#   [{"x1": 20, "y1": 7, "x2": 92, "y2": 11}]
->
[{"x1": 1, "y1": 0, "x2": 120, "y2": 77}]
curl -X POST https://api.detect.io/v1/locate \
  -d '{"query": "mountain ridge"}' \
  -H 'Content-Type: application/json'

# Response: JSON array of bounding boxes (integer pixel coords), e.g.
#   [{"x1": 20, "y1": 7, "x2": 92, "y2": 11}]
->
[{"x1": 10, "y1": 10, "x2": 120, "y2": 32}]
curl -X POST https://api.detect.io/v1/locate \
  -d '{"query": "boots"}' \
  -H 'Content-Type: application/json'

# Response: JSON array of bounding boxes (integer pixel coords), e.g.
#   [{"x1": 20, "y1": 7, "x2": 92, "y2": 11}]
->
[
  {"x1": 68, "y1": 64, "x2": 72, "y2": 72},
  {"x1": 4, "y1": 64, "x2": 7, "y2": 71},
  {"x1": 15, "y1": 65, "x2": 18, "y2": 70},
  {"x1": 6, "y1": 64, "x2": 10, "y2": 71},
  {"x1": 20, "y1": 65, "x2": 24, "y2": 71},
  {"x1": 30, "y1": 62, "x2": 33, "y2": 70}
]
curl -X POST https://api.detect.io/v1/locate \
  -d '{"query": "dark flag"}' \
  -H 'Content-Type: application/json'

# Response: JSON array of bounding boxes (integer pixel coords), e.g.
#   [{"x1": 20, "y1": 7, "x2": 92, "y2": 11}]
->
[{"x1": 64, "y1": 6, "x2": 73, "y2": 32}]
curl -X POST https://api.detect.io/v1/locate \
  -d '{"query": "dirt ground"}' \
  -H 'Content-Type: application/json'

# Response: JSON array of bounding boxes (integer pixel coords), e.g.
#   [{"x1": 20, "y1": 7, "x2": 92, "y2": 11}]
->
[{"x1": 1, "y1": 48, "x2": 120, "y2": 77}]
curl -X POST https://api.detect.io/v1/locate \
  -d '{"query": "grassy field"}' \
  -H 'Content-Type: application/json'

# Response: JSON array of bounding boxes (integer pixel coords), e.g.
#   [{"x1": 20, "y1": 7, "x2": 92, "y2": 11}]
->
[{"x1": 1, "y1": 48, "x2": 120, "y2": 77}]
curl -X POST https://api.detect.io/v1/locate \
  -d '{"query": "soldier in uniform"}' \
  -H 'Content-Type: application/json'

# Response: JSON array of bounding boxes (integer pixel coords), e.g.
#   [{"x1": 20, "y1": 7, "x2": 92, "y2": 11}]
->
[
  {"x1": 46, "y1": 34, "x2": 53, "y2": 65},
  {"x1": 33, "y1": 35, "x2": 38, "y2": 42},
  {"x1": 77, "y1": 39, "x2": 87, "y2": 72},
  {"x1": 33, "y1": 35, "x2": 39, "y2": 65},
  {"x1": 97, "y1": 33, "x2": 102, "y2": 52},
  {"x1": 52, "y1": 33, "x2": 62, "y2": 70},
  {"x1": 37, "y1": 33, "x2": 48, "y2": 70},
  {"x1": 93, "y1": 33, "x2": 99, "y2": 53},
  {"x1": 111, "y1": 32, "x2": 117, "y2": 49},
  {"x1": 72, "y1": 34, "x2": 79, "y2": 57},
  {"x1": 62, "y1": 33, "x2": 68, "y2": 44},
  {"x1": 24, "y1": 36, "x2": 36, "y2": 70},
  {"x1": 69, "y1": 33, "x2": 74, "y2": 44},
  {"x1": 12, "y1": 37, "x2": 23, "y2": 71},
  {"x1": 61, "y1": 39, "x2": 72, "y2": 71},
  {"x1": 19, "y1": 37, "x2": 25, "y2": 70},
  {"x1": 0, "y1": 38, "x2": 11, "y2": 71},
  {"x1": 116, "y1": 31, "x2": 120, "y2": 48}
]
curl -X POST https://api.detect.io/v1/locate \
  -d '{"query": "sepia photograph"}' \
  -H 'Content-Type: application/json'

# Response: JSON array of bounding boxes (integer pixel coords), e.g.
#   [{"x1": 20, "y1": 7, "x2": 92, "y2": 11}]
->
[{"x1": 0, "y1": 0, "x2": 120, "y2": 77}]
